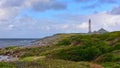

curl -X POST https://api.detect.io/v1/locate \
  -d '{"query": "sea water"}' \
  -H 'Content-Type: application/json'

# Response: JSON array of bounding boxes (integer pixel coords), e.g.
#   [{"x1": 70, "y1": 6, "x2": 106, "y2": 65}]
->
[{"x1": 0, "y1": 38, "x2": 38, "y2": 48}]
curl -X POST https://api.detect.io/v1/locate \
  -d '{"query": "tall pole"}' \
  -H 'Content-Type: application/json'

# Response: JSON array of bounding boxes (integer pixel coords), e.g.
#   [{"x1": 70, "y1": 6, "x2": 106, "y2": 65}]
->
[{"x1": 88, "y1": 19, "x2": 91, "y2": 33}]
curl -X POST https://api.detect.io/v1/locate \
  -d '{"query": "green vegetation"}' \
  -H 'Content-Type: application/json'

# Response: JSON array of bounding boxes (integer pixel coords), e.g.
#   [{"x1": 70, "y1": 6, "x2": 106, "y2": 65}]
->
[
  {"x1": 0, "y1": 31, "x2": 120, "y2": 68},
  {"x1": 0, "y1": 58, "x2": 91, "y2": 68},
  {"x1": 0, "y1": 62, "x2": 15, "y2": 68}
]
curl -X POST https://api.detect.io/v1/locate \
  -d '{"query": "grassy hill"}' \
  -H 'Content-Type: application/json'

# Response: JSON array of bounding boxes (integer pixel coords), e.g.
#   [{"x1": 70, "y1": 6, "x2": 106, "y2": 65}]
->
[{"x1": 0, "y1": 31, "x2": 120, "y2": 68}]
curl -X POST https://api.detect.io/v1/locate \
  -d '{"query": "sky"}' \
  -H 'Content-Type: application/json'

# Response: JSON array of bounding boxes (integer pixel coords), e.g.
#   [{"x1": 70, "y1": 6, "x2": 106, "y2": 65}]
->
[{"x1": 0, "y1": 0, "x2": 120, "y2": 38}]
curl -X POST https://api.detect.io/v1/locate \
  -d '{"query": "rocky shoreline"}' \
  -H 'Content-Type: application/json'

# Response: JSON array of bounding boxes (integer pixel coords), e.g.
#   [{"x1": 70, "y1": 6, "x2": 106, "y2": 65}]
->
[{"x1": 0, "y1": 55, "x2": 18, "y2": 62}]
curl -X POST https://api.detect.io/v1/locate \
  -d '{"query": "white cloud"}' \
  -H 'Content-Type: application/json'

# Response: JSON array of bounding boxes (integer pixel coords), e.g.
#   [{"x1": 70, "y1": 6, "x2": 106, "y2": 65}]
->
[
  {"x1": 0, "y1": 0, "x2": 66, "y2": 21},
  {"x1": 0, "y1": 8, "x2": 18, "y2": 20},
  {"x1": 24, "y1": 0, "x2": 51, "y2": 7},
  {"x1": 24, "y1": 0, "x2": 66, "y2": 11},
  {"x1": 76, "y1": 22, "x2": 88, "y2": 29},
  {"x1": 61, "y1": 24, "x2": 70, "y2": 29},
  {"x1": 7, "y1": 24, "x2": 15, "y2": 30},
  {"x1": 0, "y1": 0, "x2": 23, "y2": 20}
]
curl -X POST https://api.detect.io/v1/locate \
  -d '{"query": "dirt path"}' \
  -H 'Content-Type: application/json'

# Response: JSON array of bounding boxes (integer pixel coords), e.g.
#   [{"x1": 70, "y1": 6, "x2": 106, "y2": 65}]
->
[{"x1": 88, "y1": 62, "x2": 104, "y2": 68}]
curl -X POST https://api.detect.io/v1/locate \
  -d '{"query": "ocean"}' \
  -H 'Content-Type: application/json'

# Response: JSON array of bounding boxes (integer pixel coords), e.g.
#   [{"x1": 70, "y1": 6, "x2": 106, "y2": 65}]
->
[{"x1": 0, "y1": 38, "x2": 38, "y2": 48}]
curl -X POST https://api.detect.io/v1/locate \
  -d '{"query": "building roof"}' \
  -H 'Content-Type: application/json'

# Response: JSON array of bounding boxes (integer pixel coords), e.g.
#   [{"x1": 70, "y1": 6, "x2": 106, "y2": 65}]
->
[{"x1": 97, "y1": 28, "x2": 108, "y2": 34}]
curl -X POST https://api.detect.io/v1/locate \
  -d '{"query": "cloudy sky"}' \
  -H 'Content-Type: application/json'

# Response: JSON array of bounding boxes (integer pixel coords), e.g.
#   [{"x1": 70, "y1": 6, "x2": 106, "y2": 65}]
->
[{"x1": 0, "y1": 0, "x2": 120, "y2": 38}]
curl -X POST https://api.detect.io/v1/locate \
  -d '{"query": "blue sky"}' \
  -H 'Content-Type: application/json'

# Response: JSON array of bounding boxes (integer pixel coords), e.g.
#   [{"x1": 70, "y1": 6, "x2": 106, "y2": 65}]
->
[{"x1": 0, "y1": 0, "x2": 120, "y2": 38}]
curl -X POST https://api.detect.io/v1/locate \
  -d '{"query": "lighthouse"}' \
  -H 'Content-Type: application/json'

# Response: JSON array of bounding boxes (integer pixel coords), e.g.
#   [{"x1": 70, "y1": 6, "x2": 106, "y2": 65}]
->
[{"x1": 88, "y1": 19, "x2": 92, "y2": 33}]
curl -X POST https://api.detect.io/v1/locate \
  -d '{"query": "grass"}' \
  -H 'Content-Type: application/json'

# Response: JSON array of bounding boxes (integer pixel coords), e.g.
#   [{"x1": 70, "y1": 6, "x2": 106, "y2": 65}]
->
[
  {"x1": 101, "y1": 62, "x2": 120, "y2": 68},
  {"x1": 0, "y1": 58, "x2": 91, "y2": 68},
  {"x1": 0, "y1": 62, "x2": 15, "y2": 68},
  {"x1": 20, "y1": 56, "x2": 46, "y2": 62}
]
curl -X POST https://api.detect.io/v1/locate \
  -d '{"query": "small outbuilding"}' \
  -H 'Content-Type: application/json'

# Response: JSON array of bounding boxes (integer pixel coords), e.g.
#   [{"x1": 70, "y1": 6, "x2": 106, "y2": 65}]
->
[{"x1": 93, "y1": 28, "x2": 108, "y2": 34}]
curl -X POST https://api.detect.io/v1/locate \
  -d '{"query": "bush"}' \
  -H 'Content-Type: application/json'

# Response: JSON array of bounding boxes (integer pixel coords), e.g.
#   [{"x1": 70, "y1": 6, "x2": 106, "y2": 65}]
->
[
  {"x1": 113, "y1": 43, "x2": 120, "y2": 50},
  {"x1": 56, "y1": 38, "x2": 72, "y2": 46},
  {"x1": 97, "y1": 44, "x2": 112, "y2": 53},
  {"x1": 101, "y1": 53, "x2": 114, "y2": 62},
  {"x1": 47, "y1": 46, "x2": 102, "y2": 61}
]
